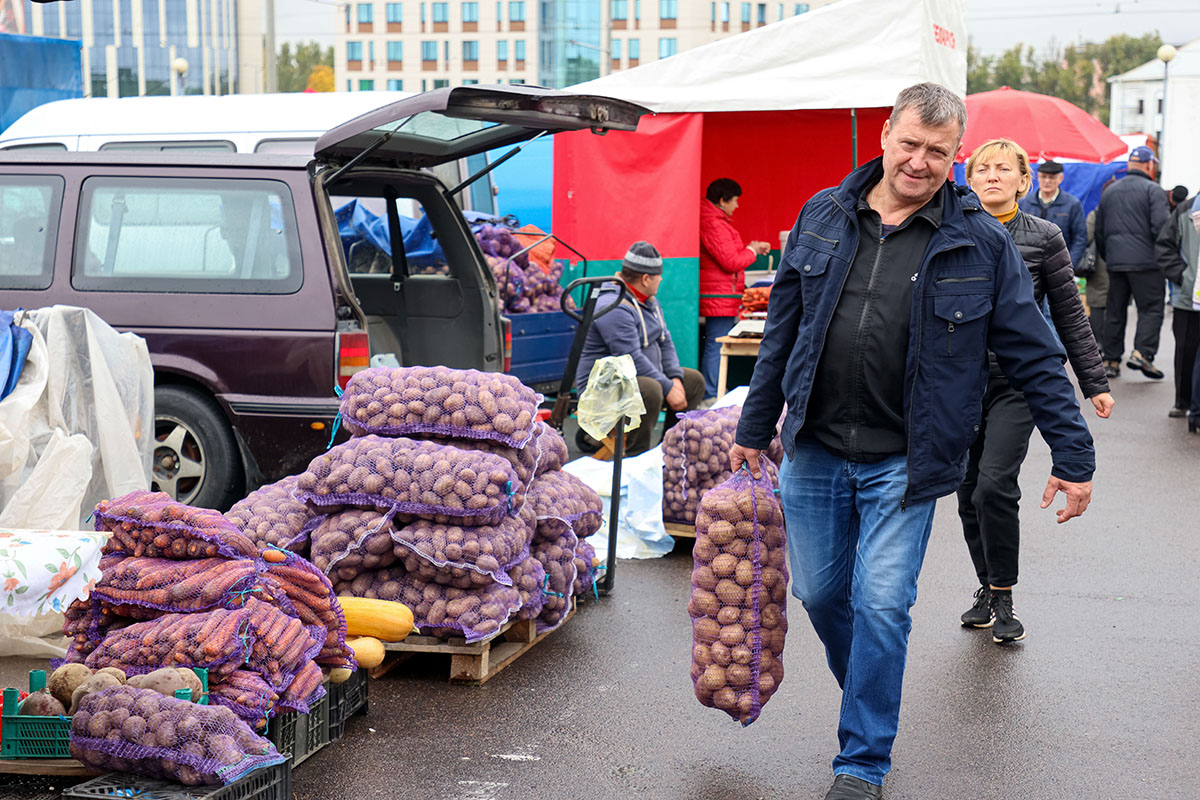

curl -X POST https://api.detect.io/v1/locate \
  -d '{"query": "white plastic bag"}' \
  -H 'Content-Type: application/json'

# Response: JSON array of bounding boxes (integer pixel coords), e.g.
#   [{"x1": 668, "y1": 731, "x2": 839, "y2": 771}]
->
[{"x1": 576, "y1": 355, "x2": 646, "y2": 441}]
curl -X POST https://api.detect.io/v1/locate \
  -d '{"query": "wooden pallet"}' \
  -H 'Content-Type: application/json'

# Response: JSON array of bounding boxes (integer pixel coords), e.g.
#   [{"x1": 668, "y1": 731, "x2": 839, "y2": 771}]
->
[
  {"x1": 0, "y1": 758, "x2": 98, "y2": 777},
  {"x1": 371, "y1": 598, "x2": 577, "y2": 685},
  {"x1": 664, "y1": 522, "x2": 697, "y2": 539}
]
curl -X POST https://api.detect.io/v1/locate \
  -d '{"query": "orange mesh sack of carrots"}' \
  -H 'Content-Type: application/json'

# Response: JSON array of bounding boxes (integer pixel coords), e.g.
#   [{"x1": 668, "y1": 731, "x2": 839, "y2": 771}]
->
[
  {"x1": 511, "y1": 224, "x2": 557, "y2": 273},
  {"x1": 96, "y1": 491, "x2": 258, "y2": 560},
  {"x1": 741, "y1": 286, "x2": 772, "y2": 314}
]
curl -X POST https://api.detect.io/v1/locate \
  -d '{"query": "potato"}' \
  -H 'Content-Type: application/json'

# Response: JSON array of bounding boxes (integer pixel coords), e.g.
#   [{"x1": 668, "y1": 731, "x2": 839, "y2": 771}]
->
[
  {"x1": 94, "y1": 667, "x2": 127, "y2": 685},
  {"x1": 70, "y1": 672, "x2": 122, "y2": 715},
  {"x1": 127, "y1": 667, "x2": 190, "y2": 698},
  {"x1": 693, "y1": 617, "x2": 720, "y2": 645},
  {"x1": 699, "y1": 664, "x2": 726, "y2": 691},
  {"x1": 49, "y1": 663, "x2": 92, "y2": 709},
  {"x1": 712, "y1": 687, "x2": 738, "y2": 710}
]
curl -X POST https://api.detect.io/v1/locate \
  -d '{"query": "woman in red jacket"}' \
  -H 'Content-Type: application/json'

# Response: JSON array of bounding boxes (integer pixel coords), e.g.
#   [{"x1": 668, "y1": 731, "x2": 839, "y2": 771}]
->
[{"x1": 700, "y1": 178, "x2": 770, "y2": 399}]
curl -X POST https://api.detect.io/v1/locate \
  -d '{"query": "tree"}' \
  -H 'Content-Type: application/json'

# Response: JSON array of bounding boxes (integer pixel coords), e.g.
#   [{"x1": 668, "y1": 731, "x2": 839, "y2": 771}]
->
[
  {"x1": 307, "y1": 65, "x2": 334, "y2": 93},
  {"x1": 278, "y1": 42, "x2": 334, "y2": 93}
]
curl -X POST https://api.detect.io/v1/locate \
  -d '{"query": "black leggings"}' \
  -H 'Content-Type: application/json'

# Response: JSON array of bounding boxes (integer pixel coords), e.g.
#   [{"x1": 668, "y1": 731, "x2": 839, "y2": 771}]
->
[{"x1": 957, "y1": 375, "x2": 1036, "y2": 588}]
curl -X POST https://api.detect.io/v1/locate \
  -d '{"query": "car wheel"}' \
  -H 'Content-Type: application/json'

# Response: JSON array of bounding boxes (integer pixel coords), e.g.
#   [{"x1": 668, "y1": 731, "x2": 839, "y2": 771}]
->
[{"x1": 152, "y1": 386, "x2": 243, "y2": 510}]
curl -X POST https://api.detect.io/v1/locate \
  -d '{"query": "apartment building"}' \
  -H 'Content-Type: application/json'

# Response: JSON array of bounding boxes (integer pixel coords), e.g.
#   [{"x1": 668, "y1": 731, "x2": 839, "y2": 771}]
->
[{"x1": 334, "y1": 0, "x2": 838, "y2": 92}]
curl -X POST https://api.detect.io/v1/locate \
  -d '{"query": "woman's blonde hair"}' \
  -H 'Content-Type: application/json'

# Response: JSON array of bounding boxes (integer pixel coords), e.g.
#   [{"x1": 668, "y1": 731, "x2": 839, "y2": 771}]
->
[{"x1": 964, "y1": 138, "x2": 1033, "y2": 200}]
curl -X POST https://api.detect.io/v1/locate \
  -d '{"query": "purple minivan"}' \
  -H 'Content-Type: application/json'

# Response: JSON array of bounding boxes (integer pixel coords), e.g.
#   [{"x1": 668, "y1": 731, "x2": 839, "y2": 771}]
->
[{"x1": 0, "y1": 86, "x2": 647, "y2": 509}]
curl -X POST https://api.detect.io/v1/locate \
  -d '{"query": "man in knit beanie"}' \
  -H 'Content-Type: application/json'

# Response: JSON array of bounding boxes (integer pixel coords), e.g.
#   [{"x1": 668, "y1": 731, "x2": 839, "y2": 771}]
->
[{"x1": 574, "y1": 241, "x2": 705, "y2": 454}]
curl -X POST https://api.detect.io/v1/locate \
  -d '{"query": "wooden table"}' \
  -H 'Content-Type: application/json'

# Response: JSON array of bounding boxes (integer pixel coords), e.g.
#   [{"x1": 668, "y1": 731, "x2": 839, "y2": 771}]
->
[{"x1": 715, "y1": 335, "x2": 762, "y2": 398}]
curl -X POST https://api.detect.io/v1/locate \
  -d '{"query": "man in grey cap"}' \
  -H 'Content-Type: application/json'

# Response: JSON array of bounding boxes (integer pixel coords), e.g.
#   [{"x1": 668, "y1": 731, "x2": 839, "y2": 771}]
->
[
  {"x1": 574, "y1": 240, "x2": 705, "y2": 454},
  {"x1": 1020, "y1": 160, "x2": 1087, "y2": 271}
]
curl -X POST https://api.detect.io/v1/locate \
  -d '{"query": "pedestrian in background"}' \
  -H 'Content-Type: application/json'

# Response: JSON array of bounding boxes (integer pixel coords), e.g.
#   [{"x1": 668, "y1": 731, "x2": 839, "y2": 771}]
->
[
  {"x1": 731, "y1": 83, "x2": 1096, "y2": 800},
  {"x1": 1157, "y1": 186, "x2": 1198, "y2": 418},
  {"x1": 699, "y1": 178, "x2": 771, "y2": 399},
  {"x1": 1095, "y1": 147, "x2": 1171, "y2": 379},
  {"x1": 959, "y1": 138, "x2": 1112, "y2": 644},
  {"x1": 1020, "y1": 159, "x2": 1087, "y2": 270},
  {"x1": 1084, "y1": 206, "x2": 1109, "y2": 344}
]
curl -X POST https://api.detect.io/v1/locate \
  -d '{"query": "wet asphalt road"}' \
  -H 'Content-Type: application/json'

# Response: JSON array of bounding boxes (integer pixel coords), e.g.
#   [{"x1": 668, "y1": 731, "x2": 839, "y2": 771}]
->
[{"x1": 3, "y1": 314, "x2": 1198, "y2": 800}]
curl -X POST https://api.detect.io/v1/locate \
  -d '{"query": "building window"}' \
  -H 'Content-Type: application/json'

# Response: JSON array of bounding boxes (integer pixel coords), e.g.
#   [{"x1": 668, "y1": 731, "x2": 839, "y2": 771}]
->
[
  {"x1": 497, "y1": 0, "x2": 502, "y2": 20},
  {"x1": 463, "y1": 40, "x2": 479, "y2": 60},
  {"x1": 756, "y1": 3, "x2": 765, "y2": 23},
  {"x1": 463, "y1": 78, "x2": 479, "y2": 84},
  {"x1": 388, "y1": 78, "x2": 403, "y2": 90},
  {"x1": 345, "y1": 5, "x2": 351, "y2": 26},
  {"x1": 635, "y1": 0, "x2": 640, "y2": 20},
  {"x1": 611, "y1": 38, "x2": 622, "y2": 59},
  {"x1": 444, "y1": 40, "x2": 450, "y2": 60},
  {"x1": 777, "y1": 2, "x2": 782, "y2": 19},
  {"x1": 628, "y1": 38, "x2": 640, "y2": 60},
  {"x1": 508, "y1": 1, "x2": 524, "y2": 21},
  {"x1": 387, "y1": 41, "x2": 403, "y2": 60},
  {"x1": 359, "y1": 79, "x2": 375, "y2": 90},
  {"x1": 420, "y1": 2, "x2": 426, "y2": 22},
  {"x1": 386, "y1": 3, "x2": 402, "y2": 22},
  {"x1": 741, "y1": 3, "x2": 750, "y2": 22},
  {"x1": 432, "y1": 2, "x2": 448, "y2": 21},
  {"x1": 658, "y1": 37, "x2": 676, "y2": 58},
  {"x1": 793, "y1": 2, "x2": 808, "y2": 12},
  {"x1": 721, "y1": 2, "x2": 729, "y2": 21},
  {"x1": 1137, "y1": 99, "x2": 1144, "y2": 114},
  {"x1": 659, "y1": 0, "x2": 676, "y2": 19},
  {"x1": 433, "y1": 79, "x2": 450, "y2": 88},
  {"x1": 368, "y1": 41, "x2": 376, "y2": 60},
  {"x1": 421, "y1": 40, "x2": 437, "y2": 60},
  {"x1": 497, "y1": 40, "x2": 508, "y2": 60},
  {"x1": 463, "y1": 1, "x2": 478, "y2": 20},
  {"x1": 510, "y1": 78, "x2": 525, "y2": 84},
  {"x1": 357, "y1": 3, "x2": 373, "y2": 22},
  {"x1": 346, "y1": 41, "x2": 364, "y2": 60},
  {"x1": 1157, "y1": 97, "x2": 1163, "y2": 114},
  {"x1": 612, "y1": 0, "x2": 627, "y2": 19},
  {"x1": 514, "y1": 39, "x2": 525, "y2": 60}
]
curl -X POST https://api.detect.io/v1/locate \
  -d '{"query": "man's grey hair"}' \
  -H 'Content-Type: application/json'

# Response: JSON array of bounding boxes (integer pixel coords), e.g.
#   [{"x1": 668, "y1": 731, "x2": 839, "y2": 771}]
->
[{"x1": 890, "y1": 83, "x2": 967, "y2": 140}]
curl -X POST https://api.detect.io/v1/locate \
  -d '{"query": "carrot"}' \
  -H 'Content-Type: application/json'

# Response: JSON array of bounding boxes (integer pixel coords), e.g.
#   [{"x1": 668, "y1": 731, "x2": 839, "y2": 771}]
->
[{"x1": 261, "y1": 549, "x2": 288, "y2": 564}]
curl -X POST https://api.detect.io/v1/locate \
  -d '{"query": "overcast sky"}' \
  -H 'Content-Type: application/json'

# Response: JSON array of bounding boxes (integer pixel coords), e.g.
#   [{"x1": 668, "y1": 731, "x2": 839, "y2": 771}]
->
[{"x1": 274, "y1": 0, "x2": 1200, "y2": 59}]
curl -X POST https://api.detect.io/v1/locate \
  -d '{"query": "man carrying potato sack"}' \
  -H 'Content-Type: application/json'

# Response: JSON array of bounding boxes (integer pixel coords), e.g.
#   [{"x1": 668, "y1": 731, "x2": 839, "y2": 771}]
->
[
  {"x1": 730, "y1": 83, "x2": 1097, "y2": 800},
  {"x1": 575, "y1": 240, "x2": 705, "y2": 455}
]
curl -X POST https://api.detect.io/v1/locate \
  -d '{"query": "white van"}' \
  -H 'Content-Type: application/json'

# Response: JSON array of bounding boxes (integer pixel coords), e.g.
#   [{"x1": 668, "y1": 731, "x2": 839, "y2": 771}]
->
[{"x1": 0, "y1": 92, "x2": 498, "y2": 214}]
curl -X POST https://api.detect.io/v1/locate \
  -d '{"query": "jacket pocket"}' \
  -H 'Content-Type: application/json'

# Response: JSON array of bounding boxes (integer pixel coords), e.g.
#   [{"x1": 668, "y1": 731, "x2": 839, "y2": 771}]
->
[{"x1": 933, "y1": 293, "x2": 993, "y2": 358}]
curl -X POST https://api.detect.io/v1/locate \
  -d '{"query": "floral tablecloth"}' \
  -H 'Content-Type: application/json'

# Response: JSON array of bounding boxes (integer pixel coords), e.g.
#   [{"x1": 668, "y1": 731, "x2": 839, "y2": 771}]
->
[{"x1": 0, "y1": 530, "x2": 106, "y2": 617}]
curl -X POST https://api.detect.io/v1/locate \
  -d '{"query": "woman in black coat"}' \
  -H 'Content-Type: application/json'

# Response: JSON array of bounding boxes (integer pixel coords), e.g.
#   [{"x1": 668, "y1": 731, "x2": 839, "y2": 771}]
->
[{"x1": 958, "y1": 139, "x2": 1115, "y2": 644}]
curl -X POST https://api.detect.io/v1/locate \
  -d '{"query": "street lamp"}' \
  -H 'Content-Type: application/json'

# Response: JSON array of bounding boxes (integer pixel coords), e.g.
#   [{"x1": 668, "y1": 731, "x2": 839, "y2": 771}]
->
[
  {"x1": 1157, "y1": 43, "x2": 1176, "y2": 177},
  {"x1": 171, "y1": 57, "x2": 189, "y2": 97}
]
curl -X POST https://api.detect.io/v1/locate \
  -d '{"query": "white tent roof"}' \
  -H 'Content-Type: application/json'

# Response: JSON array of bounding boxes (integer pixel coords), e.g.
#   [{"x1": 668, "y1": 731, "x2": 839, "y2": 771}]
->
[{"x1": 569, "y1": 0, "x2": 967, "y2": 113}]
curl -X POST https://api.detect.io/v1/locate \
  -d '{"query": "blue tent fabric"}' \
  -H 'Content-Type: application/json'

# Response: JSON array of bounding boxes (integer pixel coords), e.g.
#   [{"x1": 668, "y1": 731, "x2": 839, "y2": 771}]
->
[
  {"x1": 0, "y1": 33, "x2": 83, "y2": 134},
  {"x1": 0, "y1": 310, "x2": 33, "y2": 402},
  {"x1": 953, "y1": 161, "x2": 1128, "y2": 218},
  {"x1": 333, "y1": 199, "x2": 446, "y2": 268}
]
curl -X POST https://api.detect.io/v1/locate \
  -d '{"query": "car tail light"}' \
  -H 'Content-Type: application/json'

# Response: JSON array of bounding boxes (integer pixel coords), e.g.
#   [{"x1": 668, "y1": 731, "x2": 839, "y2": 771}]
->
[
  {"x1": 502, "y1": 317, "x2": 512, "y2": 373},
  {"x1": 336, "y1": 331, "x2": 370, "y2": 390}
]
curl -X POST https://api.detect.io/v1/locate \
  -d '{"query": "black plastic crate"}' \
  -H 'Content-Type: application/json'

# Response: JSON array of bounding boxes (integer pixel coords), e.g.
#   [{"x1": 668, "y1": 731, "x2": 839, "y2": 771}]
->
[
  {"x1": 327, "y1": 670, "x2": 369, "y2": 743},
  {"x1": 61, "y1": 760, "x2": 290, "y2": 800},
  {"x1": 301, "y1": 691, "x2": 329, "y2": 759},
  {"x1": 265, "y1": 689, "x2": 328, "y2": 768}
]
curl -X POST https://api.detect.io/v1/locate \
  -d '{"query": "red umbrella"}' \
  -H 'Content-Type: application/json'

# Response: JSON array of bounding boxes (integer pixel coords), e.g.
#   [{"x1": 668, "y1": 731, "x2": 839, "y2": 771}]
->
[{"x1": 959, "y1": 86, "x2": 1127, "y2": 163}]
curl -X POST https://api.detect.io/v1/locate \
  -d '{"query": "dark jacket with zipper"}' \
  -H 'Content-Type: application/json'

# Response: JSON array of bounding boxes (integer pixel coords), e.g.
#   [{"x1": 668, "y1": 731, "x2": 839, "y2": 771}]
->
[
  {"x1": 736, "y1": 158, "x2": 1096, "y2": 506},
  {"x1": 1000, "y1": 209, "x2": 1108, "y2": 398},
  {"x1": 1094, "y1": 169, "x2": 1170, "y2": 271}
]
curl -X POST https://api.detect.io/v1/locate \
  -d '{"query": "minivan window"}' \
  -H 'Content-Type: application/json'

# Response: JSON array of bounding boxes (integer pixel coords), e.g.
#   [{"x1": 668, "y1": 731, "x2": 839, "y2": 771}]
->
[
  {"x1": 0, "y1": 175, "x2": 63, "y2": 290},
  {"x1": 254, "y1": 138, "x2": 319, "y2": 155},
  {"x1": 99, "y1": 140, "x2": 237, "y2": 152},
  {"x1": 1, "y1": 142, "x2": 68, "y2": 151},
  {"x1": 72, "y1": 177, "x2": 304, "y2": 294}
]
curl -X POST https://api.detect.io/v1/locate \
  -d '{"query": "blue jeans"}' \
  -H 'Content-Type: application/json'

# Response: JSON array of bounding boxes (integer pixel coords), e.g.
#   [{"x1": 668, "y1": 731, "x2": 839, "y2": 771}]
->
[
  {"x1": 778, "y1": 439, "x2": 937, "y2": 786},
  {"x1": 701, "y1": 315, "x2": 738, "y2": 398}
]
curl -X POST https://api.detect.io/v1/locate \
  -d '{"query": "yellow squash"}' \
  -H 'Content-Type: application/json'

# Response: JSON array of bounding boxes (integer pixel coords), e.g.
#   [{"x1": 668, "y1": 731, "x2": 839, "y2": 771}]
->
[
  {"x1": 337, "y1": 596, "x2": 414, "y2": 642},
  {"x1": 345, "y1": 636, "x2": 386, "y2": 669}
]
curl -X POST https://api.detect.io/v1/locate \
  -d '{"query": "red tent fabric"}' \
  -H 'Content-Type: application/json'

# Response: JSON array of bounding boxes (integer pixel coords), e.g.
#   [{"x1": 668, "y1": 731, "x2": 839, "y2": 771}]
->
[{"x1": 960, "y1": 87, "x2": 1127, "y2": 163}]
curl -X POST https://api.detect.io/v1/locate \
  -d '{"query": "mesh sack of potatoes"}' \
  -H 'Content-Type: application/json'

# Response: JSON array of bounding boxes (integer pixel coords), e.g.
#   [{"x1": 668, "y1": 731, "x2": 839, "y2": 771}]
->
[
  {"x1": 527, "y1": 470, "x2": 604, "y2": 542},
  {"x1": 225, "y1": 475, "x2": 318, "y2": 554},
  {"x1": 391, "y1": 502, "x2": 534, "y2": 586},
  {"x1": 532, "y1": 528, "x2": 578, "y2": 633},
  {"x1": 689, "y1": 460, "x2": 788, "y2": 726}
]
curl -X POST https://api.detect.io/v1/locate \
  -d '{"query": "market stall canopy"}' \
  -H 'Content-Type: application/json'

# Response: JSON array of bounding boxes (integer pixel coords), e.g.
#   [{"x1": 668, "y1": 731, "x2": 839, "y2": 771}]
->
[
  {"x1": 960, "y1": 86, "x2": 1128, "y2": 163},
  {"x1": 568, "y1": 0, "x2": 967, "y2": 113}
]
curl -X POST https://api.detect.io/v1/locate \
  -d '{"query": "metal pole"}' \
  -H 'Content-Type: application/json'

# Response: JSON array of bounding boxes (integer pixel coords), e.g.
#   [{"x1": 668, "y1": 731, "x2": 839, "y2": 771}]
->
[
  {"x1": 264, "y1": 0, "x2": 277, "y2": 92},
  {"x1": 1160, "y1": 59, "x2": 1168, "y2": 177},
  {"x1": 850, "y1": 108, "x2": 858, "y2": 169},
  {"x1": 600, "y1": 415, "x2": 623, "y2": 595}
]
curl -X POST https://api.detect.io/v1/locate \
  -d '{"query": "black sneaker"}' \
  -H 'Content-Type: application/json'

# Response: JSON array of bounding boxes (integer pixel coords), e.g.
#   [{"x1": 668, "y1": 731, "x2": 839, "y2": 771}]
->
[
  {"x1": 1169, "y1": 406, "x2": 1188, "y2": 418},
  {"x1": 990, "y1": 591, "x2": 1025, "y2": 643},
  {"x1": 1127, "y1": 350, "x2": 1164, "y2": 379},
  {"x1": 1103, "y1": 360, "x2": 1121, "y2": 379},
  {"x1": 960, "y1": 586, "x2": 992, "y2": 628}
]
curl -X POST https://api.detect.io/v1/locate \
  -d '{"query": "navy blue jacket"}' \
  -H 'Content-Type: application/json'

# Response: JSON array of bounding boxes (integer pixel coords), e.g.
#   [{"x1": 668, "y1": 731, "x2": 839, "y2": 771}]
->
[
  {"x1": 736, "y1": 158, "x2": 1096, "y2": 506},
  {"x1": 1020, "y1": 189, "x2": 1087, "y2": 271},
  {"x1": 574, "y1": 282, "x2": 684, "y2": 393},
  {"x1": 1094, "y1": 170, "x2": 1170, "y2": 272}
]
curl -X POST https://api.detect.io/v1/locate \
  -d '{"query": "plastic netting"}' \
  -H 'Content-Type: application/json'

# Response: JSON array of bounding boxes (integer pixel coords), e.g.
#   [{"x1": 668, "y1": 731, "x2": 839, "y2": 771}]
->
[
  {"x1": 506, "y1": 555, "x2": 546, "y2": 621},
  {"x1": 276, "y1": 661, "x2": 326, "y2": 715},
  {"x1": 96, "y1": 491, "x2": 259, "y2": 560},
  {"x1": 532, "y1": 529, "x2": 578, "y2": 633},
  {"x1": 69, "y1": 686, "x2": 285, "y2": 786},
  {"x1": 689, "y1": 462, "x2": 788, "y2": 727},
  {"x1": 225, "y1": 475, "x2": 318, "y2": 554},
  {"x1": 391, "y1": 502, "x2": 535, "y2": 586},
  {"x1": 572, "y1": 539, "x2": 599, "y2": 598},
  {"x1": 527, "y1": 470, "x2": 604, "y2": 541},
  {"x1": 339, "y1": 366, "x2": 541, "y2": 448},
  {"x1": 332, "y1": 566, "x2": 405, "y2": 602},
  {"x1": 259, "y1": 551, "x2": 355, "y2": 671},
  {"x1": 663, "y1": 407, "x2": 783, "y2": 526},
  {"x1": 435, "y1": 424, "x2": 542, "y2": 488},
  {"x1": 296, "y1": 435, "x2": 523, "y2": 524},
  {"x1": 309, "y1": 509, "x2": 399, "y2": 582},
  {"x1": 533, "y1": 424, "x2": 570, "y2": 476},
  {"x1": 207, "y1": 670, "x2": 280, "y2": 732},
  {"x1": 485, "y1": 254, "x2": 526, "y2": 309},
  {"x1": 90, "y1": 557, "x2": 257, "y2": 615},
  {"x1": 84, "y1": 598, "x2": 324, "y2": 691}
]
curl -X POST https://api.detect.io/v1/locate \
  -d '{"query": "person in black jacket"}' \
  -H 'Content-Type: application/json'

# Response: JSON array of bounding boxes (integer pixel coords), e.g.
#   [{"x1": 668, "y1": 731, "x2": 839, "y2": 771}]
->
[
  {"x1": 1156, "y1": 189, "x2": 1198, "y2": 417},
  {"x1": 1094, "y1": 147, "x2": 1171, "y2": 379},
  {"x1": 959, "y1": 139, "x2": 1113, "y2": 643}
]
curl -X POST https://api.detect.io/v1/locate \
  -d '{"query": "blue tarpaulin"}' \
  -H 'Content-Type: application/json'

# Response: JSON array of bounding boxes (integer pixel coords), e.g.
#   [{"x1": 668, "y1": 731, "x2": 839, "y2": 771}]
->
[
  {"x1": 953, "y1": 160, "x2": 1127, "y2": 218},
  {"x1": 334, "y1": 200, "x2": 518, "y2": 268},
  {"x1": 0, "y1": 33, "x2": 82, "y2": 134},
  {"x1": 0, "y1": 310, "x2": 33, "y2": 401}
]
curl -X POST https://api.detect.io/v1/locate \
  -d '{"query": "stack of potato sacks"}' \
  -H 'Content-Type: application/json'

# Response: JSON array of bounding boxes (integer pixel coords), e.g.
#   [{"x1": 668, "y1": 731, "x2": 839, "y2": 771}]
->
[
  {"x1": 62, "y1": 491, "x2": 354, "y2": 734},
  {"x1": 304, "y1": 366, "x2": 602, "y2": 642}
]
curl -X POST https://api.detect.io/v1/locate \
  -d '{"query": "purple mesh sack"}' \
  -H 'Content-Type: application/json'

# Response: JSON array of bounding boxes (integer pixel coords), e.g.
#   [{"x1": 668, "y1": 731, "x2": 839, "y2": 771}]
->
[
  {"x1": 69, "y1": 686, "x2": 285, "y2": 786},
  {"x1": 275, "y1": 660, "x2": 326, "y2": 714},
  {"x1": 207, "y1": 671, "x2": 280, "y2": 732},
  {"x1": 436, "y1": 423, "x2": 542, "y2": 488},
  {"x1": 527, "y1": 471, "x2": 604, "y2": 542},
  {"x1": 689, "y1": 461, "x2": 788, "y2": 726},
  {"x1": 309, "y1": 509, "x2": 399, "y2": 582},
  {"x1": 89, "y1": 557, "x2": 257, "y2": 615},
  {"x1": 339, "y1": 366, "x2": 541, "y2": 448},
  {"x1": 226, "y1": 475, "x2": 318, "y2": 554},
  {"x1": 506, "y1": 555, "x2": 546, "y2": 620},
  {"x1": 96, "y1": 491, "x2": 258, "y2": 560},
  {"x1": 258, "y1": 550, "x2": 356, "y2": 671},
  {"x1": 662, "y1": 407, "x2": 783, "y2": 526},
  {"x1": 485, "y1": 254, "x2": 526, "y2": 307},
  {"x1": 332, "y1": 566, "x2": 405, "y2": 602},
  {"x1": 390, "y1": 502, "x2": 534, "y2": 586},
  {"x1": 533, "y1": 424, "x2": 570, "y2": 476},
  {"x1": 295, "y1": 435, "x2": 523, "y2": 524},
  {"x1": 532, "y1": 528, "x2": 577, "y2": 633},
  {"x1": 572, "y1": 539, "x2": 599, "y2": 598}
]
